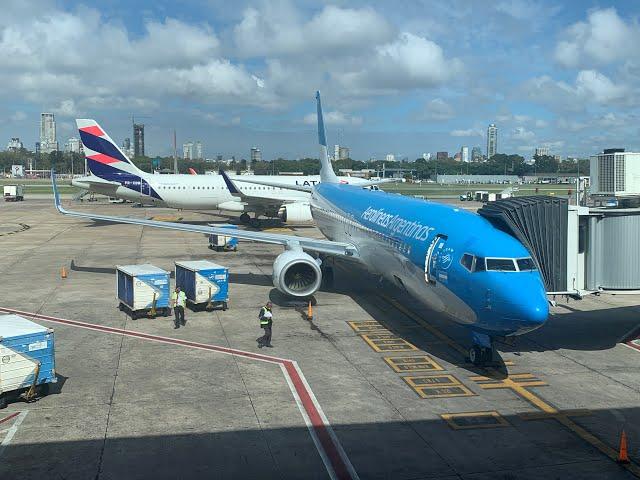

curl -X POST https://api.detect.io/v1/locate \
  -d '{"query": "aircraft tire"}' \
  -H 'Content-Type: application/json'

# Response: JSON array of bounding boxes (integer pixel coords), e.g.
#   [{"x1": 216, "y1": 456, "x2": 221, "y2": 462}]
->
[
  {"x1": 469, "y1": 346, "x2": 484, "y2": 366},
  {"x1": 240, "y1": 213, "x2": 250, "y2": 223}
]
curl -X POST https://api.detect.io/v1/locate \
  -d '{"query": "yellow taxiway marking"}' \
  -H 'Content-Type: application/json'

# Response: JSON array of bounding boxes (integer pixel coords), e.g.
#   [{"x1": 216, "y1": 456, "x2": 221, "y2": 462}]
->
[
  {"x1": 380, "y1": 295, "x2": 468, "y2": 356},
  {"x1": 403, "y1": 374, "x2": 475, "y2": 399},
  {"x1": 441, "y1": 411, "x2": 510, "y2": 430},
  {"x1": 361, "y1": 334, "x2": 418, "y2": 352},
  {"x1": 384, "y1": 355, "x2": 444, "y2": 373},
  {"x1": 347, "y1": 320, "x2": 388, "y2": 334},
  {"x1": 375, "y1": 294, "x2": 640, "y2": 476}
]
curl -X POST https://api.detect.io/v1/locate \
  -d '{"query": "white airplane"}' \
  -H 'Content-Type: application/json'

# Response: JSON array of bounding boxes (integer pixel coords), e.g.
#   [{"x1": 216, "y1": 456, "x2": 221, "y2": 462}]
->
[{"x1": 72, "y1": 120, "x2": 387, "y2": 226}]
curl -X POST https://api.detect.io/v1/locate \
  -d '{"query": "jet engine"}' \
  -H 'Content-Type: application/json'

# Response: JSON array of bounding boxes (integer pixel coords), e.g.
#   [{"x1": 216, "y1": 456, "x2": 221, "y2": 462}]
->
[
  {"x1": 272, "y1": 250, "x2": 322, "y2": 297},
  {"x1": 277, "y1": 202, "x2": 313, "y2": 223}
]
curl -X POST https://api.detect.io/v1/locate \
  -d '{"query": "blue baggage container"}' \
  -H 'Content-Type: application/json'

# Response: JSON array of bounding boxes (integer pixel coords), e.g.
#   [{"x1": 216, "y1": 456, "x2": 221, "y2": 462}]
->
[
  {"x1": 175, "y1": 260, "x2": 229, "y2": 310},
  {"x1": 116, "y1": 264, "x2": 170, "y2": 318},
  {"x1": 0, "y1": 315, "x2": 57, "y2": 407},
  {"x1": 208, "y1": 223, "x2": 238, "y2": 251}
]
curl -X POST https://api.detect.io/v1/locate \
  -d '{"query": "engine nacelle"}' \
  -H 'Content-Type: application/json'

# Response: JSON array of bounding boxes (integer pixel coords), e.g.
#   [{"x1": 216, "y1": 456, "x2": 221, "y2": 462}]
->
[
  {"x1": 272, "y1": 249, "x2": 322, "y2": 297},
  {"x1": 277, "y1": 202, "x2": 313, "y2": 223}
]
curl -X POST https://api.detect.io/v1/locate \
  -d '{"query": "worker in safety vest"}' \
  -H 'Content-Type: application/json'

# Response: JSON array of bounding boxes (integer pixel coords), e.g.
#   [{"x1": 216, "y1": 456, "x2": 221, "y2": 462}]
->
[
  {"x1": 257, "y1": 301, "x2": 273, "y2": 348},
  {"x1": 171, "y1": 286, "x2": 187, "y2": 329}
]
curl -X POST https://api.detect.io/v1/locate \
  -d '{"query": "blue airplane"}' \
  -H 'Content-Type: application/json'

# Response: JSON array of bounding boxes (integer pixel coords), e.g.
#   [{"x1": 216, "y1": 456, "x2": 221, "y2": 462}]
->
[{"x1": 52, "y1": 91, "x2": 548, "y2": 365}]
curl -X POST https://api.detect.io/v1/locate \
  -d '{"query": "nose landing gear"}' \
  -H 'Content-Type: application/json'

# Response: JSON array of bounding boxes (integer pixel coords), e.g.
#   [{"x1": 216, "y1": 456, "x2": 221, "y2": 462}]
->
[{"x1": 469, "y1": 331, "x2": 495, "y2": 366}]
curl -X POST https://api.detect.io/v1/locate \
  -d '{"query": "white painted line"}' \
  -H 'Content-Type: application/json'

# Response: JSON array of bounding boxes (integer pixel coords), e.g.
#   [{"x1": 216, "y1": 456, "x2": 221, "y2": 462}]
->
[{"x1": 0, "y1": 411, "x2": 28, "y2": 459}]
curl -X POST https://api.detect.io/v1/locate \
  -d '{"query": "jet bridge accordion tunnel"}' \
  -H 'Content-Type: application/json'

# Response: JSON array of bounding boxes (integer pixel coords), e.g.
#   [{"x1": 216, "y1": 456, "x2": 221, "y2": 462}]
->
[{"x1": 478, "y1": 196, "x2": 568, "y2": 293}]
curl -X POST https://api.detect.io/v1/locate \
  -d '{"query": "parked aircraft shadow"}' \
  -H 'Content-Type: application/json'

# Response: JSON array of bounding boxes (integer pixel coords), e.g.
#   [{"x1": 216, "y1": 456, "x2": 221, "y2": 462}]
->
[
  {"x1": 0, "y1": 408, "x2": 638, "y2": 479},
  {"x1": 329, "y1": 258, "x2": 640, "y2": 377}
]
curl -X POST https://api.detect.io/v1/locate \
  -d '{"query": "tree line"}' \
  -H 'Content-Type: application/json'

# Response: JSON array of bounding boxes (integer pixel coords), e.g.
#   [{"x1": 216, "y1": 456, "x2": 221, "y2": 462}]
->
[{"x1": 0, "y1": 149, "x2": 589, "y2": 178}]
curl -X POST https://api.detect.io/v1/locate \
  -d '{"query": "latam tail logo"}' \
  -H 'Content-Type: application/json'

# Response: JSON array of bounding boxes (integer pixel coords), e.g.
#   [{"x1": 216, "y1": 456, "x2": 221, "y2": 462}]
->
[
  {"x1": 76, "y1": 119, "x2": 162, "y2": 200},
  {"x1": 77, "y1": 119, "x2": 133, "y2": 168}
]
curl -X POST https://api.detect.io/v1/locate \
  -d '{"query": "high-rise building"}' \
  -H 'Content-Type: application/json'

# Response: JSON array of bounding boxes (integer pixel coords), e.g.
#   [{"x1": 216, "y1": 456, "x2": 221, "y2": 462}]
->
[
  {"x1": 535, "y1": 146, "x2": 549, "y2": 157},
  {"x1": 195, "y1": 141, "x2": 203, "y2": 160},
  {"x1": 183, "y1": 142, "x2": 194, "y2": 160},
  {"x1": 461, "y1": 146, "x2": 469, "y2": 163},
  {"x1": 250, "y1": 147, "x2": 261, "y2": 163},
  {"x1": 471, "y1": 146, "x2": 482, "y2": 162},
  {"x1": 133, "y1": 123, "x2": 145, "y2": 157},
  {"x1": 436, "y1": 151, "x2": 448, "y2": 161},
  {"x1": 487, "y1": 124, "x2": 498, "y2": 159},
  {"x1": 422, "y1": 153, "x2": 432, "y2": 161},
  {"x1": 334, "y1": 145, "x2": 340, "y2": 161},
  {"x1": 338, "y1": 146, "x2": 350, "y2": 160},
  {"x1": 65, "y1": 137, "x2": 81, "y2": 153},
  {"x1": 6, "y1": 138, "x2": 23, "y2": 151},
  {"x1": 454, "y1": 152, "x2": 462, "y2": 162},
  {"x1": 386, "y1": 154, "x2": 395, "y2": 162},
  {"x1": 35, "y1": 142, "x2": 41, "y2": 154},
  {"x1": 40, "y1": 113, "x2": 58, "y2": 153},
  {"x1": 122, "y1": 137, "x2": 131, "y2": 153}
]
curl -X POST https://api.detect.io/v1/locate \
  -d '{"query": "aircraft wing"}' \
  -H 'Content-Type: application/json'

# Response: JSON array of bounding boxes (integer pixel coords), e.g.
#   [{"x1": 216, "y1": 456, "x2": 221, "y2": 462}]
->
[
  {"x1": 52, "y1": 174, "x2": 358, "y2": 258},
  {"x1": 222, "y1": 170, "x2": 313, "y2": 194}
]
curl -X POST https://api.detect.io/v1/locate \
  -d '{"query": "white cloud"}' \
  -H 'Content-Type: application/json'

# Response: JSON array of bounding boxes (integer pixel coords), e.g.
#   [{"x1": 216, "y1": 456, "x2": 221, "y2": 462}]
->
[
  {"x1": 511, "y1": 127, "x2": 535, "y2": 141},
  {"x1": 303, "y1": 111, "x2": 363, "y2": 126},
  {"x1": 338, "y1": 32, "x2": 462, "y2": 93},
  {"x1": 522, "y1": 70, "x2": 627, "y2": 110},
  {"x1": 450, "y1": 128, "x2": 483, "y2": 137},
  {"x1": 233, "y1": 3, "x2": 392, "y2": 58},
  {"x1": 419, "y1": 98, "x2": 455, "y2": 121},
  {"x1": 554, "y1": 8, "x2": 640, "y2": 68}
]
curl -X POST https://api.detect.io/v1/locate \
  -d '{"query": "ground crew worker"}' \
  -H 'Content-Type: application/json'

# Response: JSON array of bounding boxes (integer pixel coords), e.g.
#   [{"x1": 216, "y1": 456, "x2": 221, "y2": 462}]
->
[
  {"x1": 258, "y1": 301, "x2": 273, "y2": 348},
  {"x1": 171, "y1": 286, "x2": 187, "y2": 329}
]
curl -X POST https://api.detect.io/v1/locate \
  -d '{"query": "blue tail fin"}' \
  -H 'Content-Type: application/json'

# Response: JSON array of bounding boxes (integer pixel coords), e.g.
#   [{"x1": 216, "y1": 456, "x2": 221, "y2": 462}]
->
[{"x1": 316, "y1": 91, "x2": 339, "y2": 184}]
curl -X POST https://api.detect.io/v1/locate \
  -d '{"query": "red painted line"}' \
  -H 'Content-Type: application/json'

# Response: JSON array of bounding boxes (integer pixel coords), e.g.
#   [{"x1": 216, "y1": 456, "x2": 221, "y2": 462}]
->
[
  {"x1": 625, "y1": 341, "x2": 640, "y2": 352},
  {"x1": 0, "y1": 307, "x2": 357, "y2": 480},
  {"x1": 0, "y1": 412, "x2": 19, "y2": 426}
]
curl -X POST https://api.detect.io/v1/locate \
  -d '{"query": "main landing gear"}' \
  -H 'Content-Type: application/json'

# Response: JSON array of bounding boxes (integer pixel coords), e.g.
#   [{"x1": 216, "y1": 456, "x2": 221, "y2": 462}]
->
[
  {"x1": 239, "y1": 212, "x2": 250, "y2": 223},
  {"x1": 240, "y1": 212, "x2": 261, "y2": 228},
  {"x1": 468, "y1": 331, "x2": 495, "y2": 366}
]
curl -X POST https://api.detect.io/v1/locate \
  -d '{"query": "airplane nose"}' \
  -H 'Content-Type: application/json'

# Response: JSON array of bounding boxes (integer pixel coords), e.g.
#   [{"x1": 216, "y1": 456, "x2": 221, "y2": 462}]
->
[{"x1": 514, "y1": 294, "x2": 548, "y2": 332}]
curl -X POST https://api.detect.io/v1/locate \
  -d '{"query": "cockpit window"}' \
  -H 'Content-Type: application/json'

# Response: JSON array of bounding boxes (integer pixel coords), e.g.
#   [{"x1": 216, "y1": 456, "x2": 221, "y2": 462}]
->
[
  {"x1": 473, "y1": 256, "x2": 486, "y2": 272},
  {"x1": 486, "y1": 258, "x2": 517, "y2": 271},
  {"x1": 517, "y1": 258, "x2": 536, "y2": 271},
  {"x1": 461, "y1": 254, "x2": 473, "y2": 271}
]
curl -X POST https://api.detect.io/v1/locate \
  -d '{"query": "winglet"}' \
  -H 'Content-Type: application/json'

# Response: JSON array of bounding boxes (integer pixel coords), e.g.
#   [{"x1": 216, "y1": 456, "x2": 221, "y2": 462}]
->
[
  {"x1": 219, "y1": 169, "x2": 242, "y2": 196},
  {"x1": 51, "y1": 169, "x2": 66, "y2": 214},
  {"x1": 316, "y1": 91, "x2": 338, "y2": 184}
]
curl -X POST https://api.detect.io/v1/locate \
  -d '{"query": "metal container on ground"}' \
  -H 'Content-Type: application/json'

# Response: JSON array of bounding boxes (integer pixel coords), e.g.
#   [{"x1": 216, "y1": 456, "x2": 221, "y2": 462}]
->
[
  {"x1": 175, "y1": 260, "x2": 229, "y2": 311},
  {"x1": 0, "y1": 315, "x2": 57, "y2": 408},
  {"x1": 208, "y1": 223, "x2": 238, "y2": 251},
  {"x1": 116, "y1": 264, "x2": 170, "y2": 319},
  {"x1": 3, "y1": 185, "x2": 24, "y2": 201}
]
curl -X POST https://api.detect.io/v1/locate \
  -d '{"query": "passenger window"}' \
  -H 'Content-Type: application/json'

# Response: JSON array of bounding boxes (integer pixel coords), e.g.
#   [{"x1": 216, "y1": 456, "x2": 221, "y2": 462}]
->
[
  {"x1": 516, "y1": 258, "x2": 536, "y2": 271},
  {"x1": 486, "y1": 258, "x2": 517, "y2": 271},
  {"x1": 461, "y1": 254, "x2": 473, "y2": 271}
]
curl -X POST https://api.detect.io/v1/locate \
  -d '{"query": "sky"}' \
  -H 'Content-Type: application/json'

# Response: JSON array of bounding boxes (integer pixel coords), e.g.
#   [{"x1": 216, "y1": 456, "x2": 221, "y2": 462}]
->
[{"x1": 1, "y1": 0, "x2": 639, "y2": 160}]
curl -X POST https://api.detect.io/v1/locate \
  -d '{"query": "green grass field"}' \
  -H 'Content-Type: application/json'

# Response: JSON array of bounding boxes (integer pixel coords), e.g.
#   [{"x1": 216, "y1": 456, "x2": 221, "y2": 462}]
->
[{"x1": 0, "y1": 177, "x2": 574, "y2": 199}]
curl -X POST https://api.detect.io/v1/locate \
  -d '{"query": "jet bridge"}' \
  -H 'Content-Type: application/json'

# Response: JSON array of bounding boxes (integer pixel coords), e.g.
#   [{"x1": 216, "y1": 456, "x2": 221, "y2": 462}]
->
[{"x1": 478, "y1": 196, "x2": 568, "y2": 293}]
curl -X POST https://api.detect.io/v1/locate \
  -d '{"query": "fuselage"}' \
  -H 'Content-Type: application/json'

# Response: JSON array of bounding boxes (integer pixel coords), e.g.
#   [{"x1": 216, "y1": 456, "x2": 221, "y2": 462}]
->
[
  {"x1": 311, "y1": 183, "x2": 548, "y2": 337},
  {"x1": 73, "y1": 171, "x2": 372, "y2": 211}
]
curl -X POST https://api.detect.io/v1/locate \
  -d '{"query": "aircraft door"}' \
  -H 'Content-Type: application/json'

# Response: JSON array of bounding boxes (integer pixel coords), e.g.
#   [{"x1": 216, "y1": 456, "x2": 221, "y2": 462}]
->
[{"x1": 425, "y1": 234, "x2": 449, "y2": 284}]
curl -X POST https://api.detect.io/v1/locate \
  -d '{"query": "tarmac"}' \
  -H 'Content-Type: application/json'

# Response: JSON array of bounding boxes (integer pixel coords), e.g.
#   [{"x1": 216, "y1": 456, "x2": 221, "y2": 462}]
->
[{"x1": 0, "y1": 198, "x2": 639, "y2": 480}]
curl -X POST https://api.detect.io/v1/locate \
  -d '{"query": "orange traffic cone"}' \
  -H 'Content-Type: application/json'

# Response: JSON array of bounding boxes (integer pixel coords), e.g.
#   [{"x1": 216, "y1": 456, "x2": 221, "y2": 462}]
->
[
  {"x1": 61, "y1": 267, "x2": 67, "y2": 279},
  {"x1": 307, "y1": 300, "x2": 313, "y2": 320},
  {"x1": 618, "y1": 430, "x2": 630, "y2": 464}
]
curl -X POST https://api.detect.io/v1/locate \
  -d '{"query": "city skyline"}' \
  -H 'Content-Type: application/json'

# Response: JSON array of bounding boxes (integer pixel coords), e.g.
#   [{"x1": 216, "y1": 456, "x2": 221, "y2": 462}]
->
[{"x1": 1, "y1": 1, "x2": 639, "y2": 160}]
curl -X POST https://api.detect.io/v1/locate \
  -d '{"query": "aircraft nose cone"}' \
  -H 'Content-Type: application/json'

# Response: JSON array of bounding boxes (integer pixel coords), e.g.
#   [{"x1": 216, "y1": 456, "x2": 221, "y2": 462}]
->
[{"x1": 517, "y1": 295, "x2": 549, "y2": 331}]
